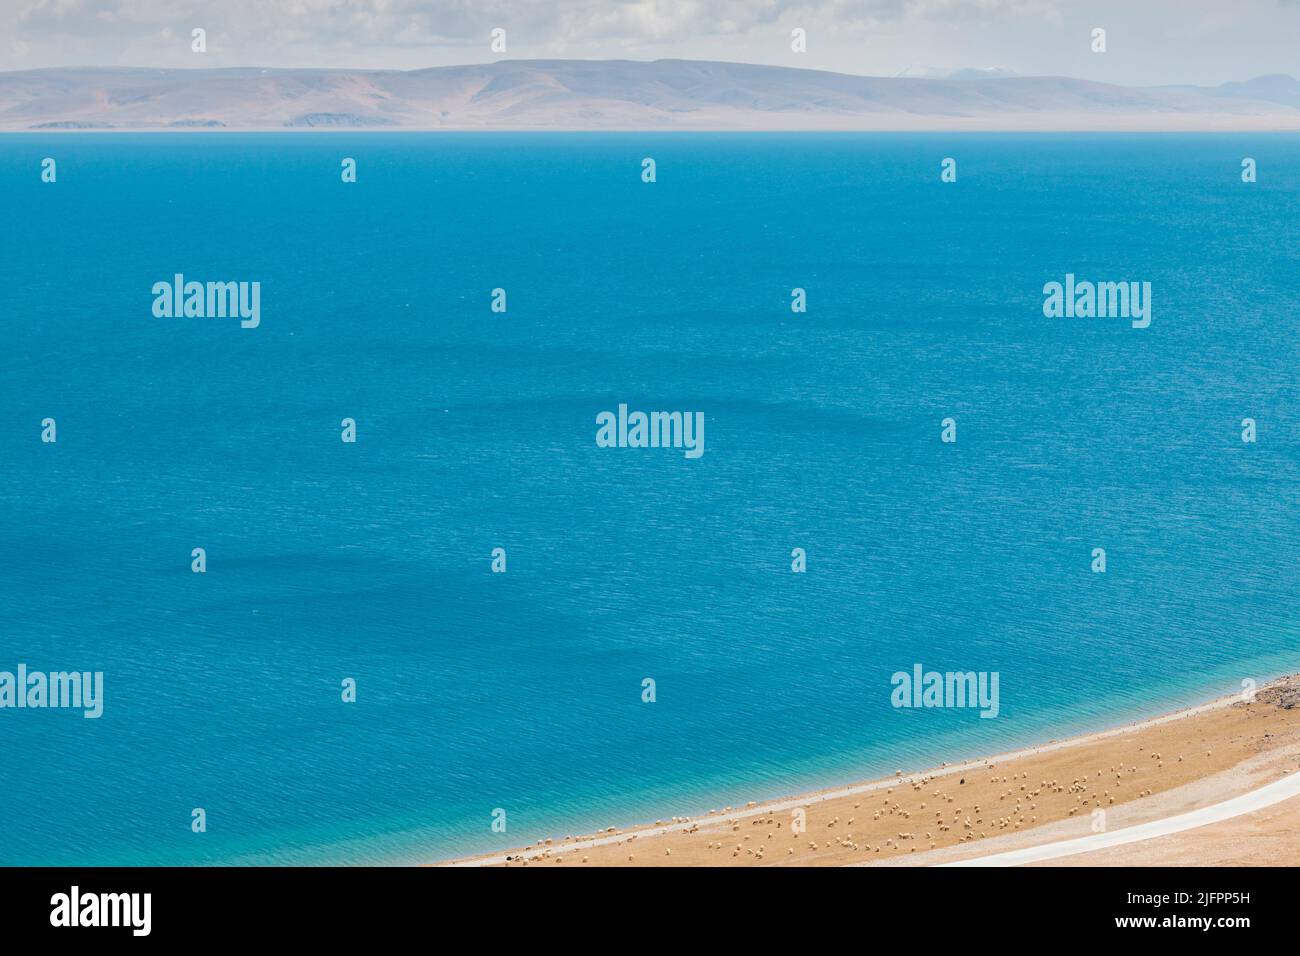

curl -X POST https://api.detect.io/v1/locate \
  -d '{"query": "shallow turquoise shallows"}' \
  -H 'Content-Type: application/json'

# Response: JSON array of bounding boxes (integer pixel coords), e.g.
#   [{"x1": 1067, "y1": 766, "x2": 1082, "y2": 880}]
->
[{"x1": 2, "y1": 133, "x2": 1298, "y2": 865}]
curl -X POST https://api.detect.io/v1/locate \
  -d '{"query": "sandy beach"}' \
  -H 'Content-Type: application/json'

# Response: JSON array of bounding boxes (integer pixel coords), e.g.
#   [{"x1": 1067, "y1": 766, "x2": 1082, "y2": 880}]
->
[{"x1": 447, "y1": 675, "x2": 1300, "y2": 867}]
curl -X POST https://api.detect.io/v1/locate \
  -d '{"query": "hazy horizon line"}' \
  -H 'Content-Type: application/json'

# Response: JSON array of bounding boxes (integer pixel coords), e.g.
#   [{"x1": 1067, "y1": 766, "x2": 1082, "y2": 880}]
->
[{"x1": 2, "y1": 58, "x2": 1296, "y2": 90}]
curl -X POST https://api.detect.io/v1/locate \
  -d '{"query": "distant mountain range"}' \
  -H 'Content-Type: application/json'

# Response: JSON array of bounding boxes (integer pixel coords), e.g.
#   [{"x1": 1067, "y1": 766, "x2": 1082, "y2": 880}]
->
[{"x1": 5, "y1": 59, "x2": 1300, "y2": 131}]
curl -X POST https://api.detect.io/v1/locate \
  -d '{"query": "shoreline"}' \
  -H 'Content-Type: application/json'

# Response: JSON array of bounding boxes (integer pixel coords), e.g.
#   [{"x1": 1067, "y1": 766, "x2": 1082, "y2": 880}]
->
[
  {"x1": 8, "y1": 125, "x2": 1300, "y2": 134},
  {"x1": 444, "y1": 675, "x2": 1300, "y2": 866}
]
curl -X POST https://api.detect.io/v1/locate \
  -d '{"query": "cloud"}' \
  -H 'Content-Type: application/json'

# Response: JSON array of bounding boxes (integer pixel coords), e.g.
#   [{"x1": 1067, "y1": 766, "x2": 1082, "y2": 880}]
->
[
  {"x1": 7, "y1": 0, "x2": 1050, "y2": 52},
  {"x1": 2, "y1": 0, "x2": 1299, "y2": 85}
]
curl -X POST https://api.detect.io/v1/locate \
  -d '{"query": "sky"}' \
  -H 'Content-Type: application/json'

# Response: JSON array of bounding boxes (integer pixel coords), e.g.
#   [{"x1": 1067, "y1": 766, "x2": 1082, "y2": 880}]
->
[{"x1": 3, "y1": 0, "x2": 1300, "y2": 86}]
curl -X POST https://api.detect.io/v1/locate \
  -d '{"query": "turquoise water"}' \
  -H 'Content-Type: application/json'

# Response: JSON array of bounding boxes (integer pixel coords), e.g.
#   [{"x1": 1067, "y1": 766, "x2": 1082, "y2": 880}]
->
[{"x1": 1, "y1": 133, "x2": 1297, "y2": 865}]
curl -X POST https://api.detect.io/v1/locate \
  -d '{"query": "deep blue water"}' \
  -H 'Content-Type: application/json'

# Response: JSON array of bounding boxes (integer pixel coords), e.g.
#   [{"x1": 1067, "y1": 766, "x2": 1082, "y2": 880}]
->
[{"x1": 1, "y1": 133, "x2": 1297, "y2": 865}]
